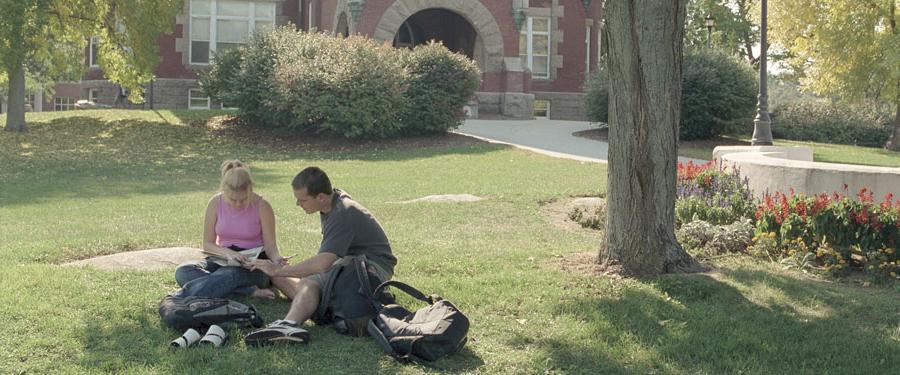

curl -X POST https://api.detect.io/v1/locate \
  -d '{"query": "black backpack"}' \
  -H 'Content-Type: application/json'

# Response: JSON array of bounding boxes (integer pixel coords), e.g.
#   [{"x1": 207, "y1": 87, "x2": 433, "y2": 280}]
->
[
  {"x1": 367, "y1": 281, "x2": 469, "y2": 363},
  {"x1": 312, "y1": 257, "x2": 394, "y2": 336},
  {"x1": 158, "y1": 295, "x2": 264, "y2": 331}
]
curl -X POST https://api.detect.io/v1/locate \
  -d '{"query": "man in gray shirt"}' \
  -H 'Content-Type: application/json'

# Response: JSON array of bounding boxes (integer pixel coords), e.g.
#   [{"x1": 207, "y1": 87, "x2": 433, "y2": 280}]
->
[{"x1": 244, "y1": 166, "x2": 396, "y2": 345}]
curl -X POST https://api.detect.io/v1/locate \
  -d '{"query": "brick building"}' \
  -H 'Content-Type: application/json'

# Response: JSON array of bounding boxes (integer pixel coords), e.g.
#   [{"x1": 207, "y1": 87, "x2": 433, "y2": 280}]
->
[{"x1": 7, "y1": 0, "x2": 604, "y2": 120}]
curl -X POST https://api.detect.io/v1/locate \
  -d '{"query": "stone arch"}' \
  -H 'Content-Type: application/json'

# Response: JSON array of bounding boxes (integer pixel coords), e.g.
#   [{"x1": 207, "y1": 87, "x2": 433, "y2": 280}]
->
[{"x1": 373, "y1": 0, "x2": 505, "y2": 73}]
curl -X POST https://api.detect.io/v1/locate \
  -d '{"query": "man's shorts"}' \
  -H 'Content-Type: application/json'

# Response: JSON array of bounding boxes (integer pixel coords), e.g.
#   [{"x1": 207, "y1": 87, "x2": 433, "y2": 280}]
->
[{"x1": 307, "y1": 255, "x2": 392, "y2": 287}]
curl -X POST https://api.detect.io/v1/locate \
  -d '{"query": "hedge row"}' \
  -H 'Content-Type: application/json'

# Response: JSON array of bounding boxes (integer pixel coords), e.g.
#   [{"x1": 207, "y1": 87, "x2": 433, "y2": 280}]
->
[
  {"x1": 201, "y1": 28, "x2": 481, "y2": 139},
  {"x1": 772, "y1": 101, "x2": 893, "y2": 147},
  {"x1": 585, "y1": 50, "x2": 758, "y2": 140}
]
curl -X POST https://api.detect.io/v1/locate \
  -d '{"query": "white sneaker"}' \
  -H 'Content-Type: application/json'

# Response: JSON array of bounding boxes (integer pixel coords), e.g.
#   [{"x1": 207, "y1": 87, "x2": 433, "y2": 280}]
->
[{"x1": 244, "y1": 320, "x2": 310, "y2": 346}]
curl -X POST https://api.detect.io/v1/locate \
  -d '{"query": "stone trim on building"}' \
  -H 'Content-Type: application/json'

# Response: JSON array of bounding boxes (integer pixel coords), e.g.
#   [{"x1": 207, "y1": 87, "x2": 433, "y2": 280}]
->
[
  {"x1": 372, "y1": 0, "x2": 505, "y2": 74},
  {"x1": 532, "y1": 91, "x2": 585, "y2": 120}
]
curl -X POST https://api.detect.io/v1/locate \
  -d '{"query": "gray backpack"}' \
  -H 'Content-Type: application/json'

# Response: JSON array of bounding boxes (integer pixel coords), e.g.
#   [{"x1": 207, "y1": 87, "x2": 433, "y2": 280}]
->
[{"x1": 367, "y1": 281, "x2": 470, "y2": 363}]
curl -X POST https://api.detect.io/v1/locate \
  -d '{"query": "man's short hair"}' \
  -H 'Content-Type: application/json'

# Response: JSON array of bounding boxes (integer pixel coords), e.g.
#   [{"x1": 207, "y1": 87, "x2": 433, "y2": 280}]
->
[{"x1": 292, "y1": 166, "x2": 333, "y2": 196}]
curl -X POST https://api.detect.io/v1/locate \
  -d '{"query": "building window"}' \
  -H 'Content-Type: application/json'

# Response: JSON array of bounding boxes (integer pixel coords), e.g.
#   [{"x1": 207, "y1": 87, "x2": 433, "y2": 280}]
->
[
  {"x1": 534, "y1": 100, "x2": 550, "y2": 119},
  {"x1": 87, "y1": 89, "x2": 101, "y2": 103},
  {"x1": 520, "y1": 17, "x2": 551, "y2": 79},
  {"x1": 54, "y1": 97, "x2": 75, "y2": 111},
  {"x1": 189, "y1": 89, "x2": 211, "y2": 109},
  {"x1": 24, "y1": 94, "x2": 35, "y2": 111},
  {"x1": 190, "y1": 0, "x2": 276, "y2": 64},
  {"x1": 89, "y1": 36, "x2": 100, "y2": 67}
]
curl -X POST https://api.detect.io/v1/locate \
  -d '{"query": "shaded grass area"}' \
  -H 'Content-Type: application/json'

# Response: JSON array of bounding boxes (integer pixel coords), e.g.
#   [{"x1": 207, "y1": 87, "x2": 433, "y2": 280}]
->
[{"x1": 2, "y1": 110, "x2": 899, "y2": 373}]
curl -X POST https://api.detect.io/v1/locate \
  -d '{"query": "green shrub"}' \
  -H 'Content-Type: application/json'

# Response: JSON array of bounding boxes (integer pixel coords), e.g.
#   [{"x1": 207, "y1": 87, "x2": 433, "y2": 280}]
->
[
  {"x1": 272, "y1": 33, "x2": 408, "y2": 138},
  {"x1": 583, "y1": 69, "x2": 609, "y2": 123},
  {"x1": 676, "y1": 218, "x2": 754, "y2": 258},
  {"x1": 400, "y1": 42, "x2": 481, "y2": 135},
  {"x1": 584, "y1": 50, "x2": 757, "y2": 140},
  {"x1": 201, "y1": 30, "x2": 289, "y2": 127},
  {"x1": 201, "y1": 28, "x2": 480, "y2": 139},
  {"x1": 772, "y1": 101, "x2": 892, "y2": 147},
  {"x1": 680, "y1": 50, "x2": 758, "y2": 140}
]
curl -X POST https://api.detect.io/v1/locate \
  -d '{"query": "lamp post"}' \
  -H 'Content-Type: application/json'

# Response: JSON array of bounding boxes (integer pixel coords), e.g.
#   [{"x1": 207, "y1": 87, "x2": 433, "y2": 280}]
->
[
  {"x1": 705, "y1": 14, "x2": 715, "y2": 48},
  {"x1": 751, "y1": 0, "x2": 773, "y2": 145}
]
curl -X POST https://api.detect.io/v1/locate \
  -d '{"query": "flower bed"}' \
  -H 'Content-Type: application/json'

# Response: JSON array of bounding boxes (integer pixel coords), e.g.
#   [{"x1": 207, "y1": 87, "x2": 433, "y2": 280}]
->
[
  {"x1": 675, "y1": 160, "x2": 755, "y2": 226},
  {"x1": 752, "y1": 187, "x2": 900, "y2": 279},
  {"x1": 675, "y1": 161, "x2": 899, "y2": 280}
]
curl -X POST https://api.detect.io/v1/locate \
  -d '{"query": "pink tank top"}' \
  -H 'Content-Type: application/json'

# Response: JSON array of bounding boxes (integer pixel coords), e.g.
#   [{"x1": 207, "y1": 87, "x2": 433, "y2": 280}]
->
[{"x1": 215, "y1": 195, "x2": 264, "y2": 249}]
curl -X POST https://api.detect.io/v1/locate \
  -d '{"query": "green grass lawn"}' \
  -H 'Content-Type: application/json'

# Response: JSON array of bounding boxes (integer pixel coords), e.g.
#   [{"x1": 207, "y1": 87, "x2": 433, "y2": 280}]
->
[
  {"x1": 679, "y1": 135, "x2": 900, "y2": 167},
  {"x1": 2, "y1": 110, "x2": 899, "y2": 374}
]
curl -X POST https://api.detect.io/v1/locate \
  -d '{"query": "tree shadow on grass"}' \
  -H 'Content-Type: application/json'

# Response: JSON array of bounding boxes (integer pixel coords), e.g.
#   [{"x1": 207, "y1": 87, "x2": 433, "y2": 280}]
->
[
  {"x1": 1, "y1": 115, "x2": 501, "y2": 206},
  {"x1": 548, "y1": 271, "x2": 900, "y2": 374},
  {"x1": 75, "y1": 298, "x2": 484, "y2": 373}
]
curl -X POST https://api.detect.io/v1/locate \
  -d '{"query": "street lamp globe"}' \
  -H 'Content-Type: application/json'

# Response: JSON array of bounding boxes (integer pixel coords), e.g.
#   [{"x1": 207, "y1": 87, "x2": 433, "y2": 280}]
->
[{"x1": 705, "y1": 14, "x2": 715, "y2": 48}]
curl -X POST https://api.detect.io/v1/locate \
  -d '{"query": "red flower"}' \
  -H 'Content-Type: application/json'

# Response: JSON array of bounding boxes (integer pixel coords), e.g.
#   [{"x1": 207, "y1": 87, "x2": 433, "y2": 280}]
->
[{"x1": 795, "y1": 200, "x2": 808, "y2": 219}]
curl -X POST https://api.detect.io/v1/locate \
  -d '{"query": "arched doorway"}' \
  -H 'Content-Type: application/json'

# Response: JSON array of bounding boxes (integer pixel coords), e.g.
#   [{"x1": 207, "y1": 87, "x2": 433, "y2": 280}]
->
[{"x1": 392, "y1": 9, "x2": 477, "y2": 60}]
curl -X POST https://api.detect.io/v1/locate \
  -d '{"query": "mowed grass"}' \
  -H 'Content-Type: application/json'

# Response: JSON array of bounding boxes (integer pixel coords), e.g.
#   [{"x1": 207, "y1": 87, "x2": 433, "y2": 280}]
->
[
  {"x1": 679, "y1": 134, "x2": 900, "y2": 167},
  {"x1": 1, "y1": 110, "x2": 899, "y2": 374}
]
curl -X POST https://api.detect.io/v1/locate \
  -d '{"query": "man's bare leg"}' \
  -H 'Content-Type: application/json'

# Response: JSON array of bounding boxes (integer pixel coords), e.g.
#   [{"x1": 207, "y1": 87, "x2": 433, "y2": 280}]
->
[
  {"x1": 270, "y1": 276, "x2": 299, "y2": 299},
  {"x1": 284, "y1": 278, "x2": 321, "y2": 323}
]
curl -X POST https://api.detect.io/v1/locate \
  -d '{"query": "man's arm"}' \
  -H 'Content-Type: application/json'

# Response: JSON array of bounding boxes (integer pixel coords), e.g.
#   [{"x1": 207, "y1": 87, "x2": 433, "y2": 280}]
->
[{"x1": 251, "y1": 252, "x2": 338, "y2": 278}]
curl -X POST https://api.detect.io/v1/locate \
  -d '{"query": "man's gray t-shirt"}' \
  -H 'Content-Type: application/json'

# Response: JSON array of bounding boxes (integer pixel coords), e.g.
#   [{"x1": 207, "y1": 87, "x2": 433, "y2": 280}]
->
[{"x1": 318, "y1": 189, "x2": 396, "y2": 275}]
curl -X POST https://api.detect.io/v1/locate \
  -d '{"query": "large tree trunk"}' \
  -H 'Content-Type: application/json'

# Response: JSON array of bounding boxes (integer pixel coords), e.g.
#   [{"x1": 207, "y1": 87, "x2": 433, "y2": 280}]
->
[
  {"x1": 4, "y1": 63, "x2": 27, "y2": 132},
  {"x1": 600, "y1": 0, "x2": 702, "y2": 276},
  {"x1": 886, "y1": 86, "x2": 900, "y2": 151}
]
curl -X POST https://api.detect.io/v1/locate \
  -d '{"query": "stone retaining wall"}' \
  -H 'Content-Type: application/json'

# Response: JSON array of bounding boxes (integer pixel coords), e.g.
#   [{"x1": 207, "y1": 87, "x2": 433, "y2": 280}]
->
[{"x1": 714, "y1": 146, "x2": 900, "y2": 199}]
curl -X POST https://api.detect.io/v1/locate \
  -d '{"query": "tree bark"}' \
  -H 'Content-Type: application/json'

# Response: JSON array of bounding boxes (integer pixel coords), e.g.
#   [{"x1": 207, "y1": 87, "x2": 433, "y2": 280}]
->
[
  {"x1": 886, "y1": 86, "x2": 900, "y2": 151},
  {"x1": 4, "y1": 63, "x2": 27, "y2": 132},
  {"x1": 600, "y1": 0, "x2": 703, "y2": 276}
]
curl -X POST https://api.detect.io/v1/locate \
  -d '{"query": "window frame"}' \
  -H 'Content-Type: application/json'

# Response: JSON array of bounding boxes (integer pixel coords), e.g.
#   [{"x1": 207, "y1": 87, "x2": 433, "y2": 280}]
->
[
  {"x1": 188, "y1": 88, "x2": 211, "y2": 110},
  {"x1": 54, "y1": 97, "x2": 75, "y2": 111},
  {"x1": 88, "y1": 88, "x2": 101, "y2": 103},
  {"x1": 89, "y1": 36, "x2": 100, "y2": 67},
  {"x1": 189, "y1": 0, "x2": 276, "y2": 65},
  {"x1": 533, "y1": 99, "x2": 550, "y2": 119},
  {"x1": 585, "y1": 24, "x2": 591, "y2": 80},
  {"x1": 519, "y1": 16, "x2": 551, "y2": 79}
]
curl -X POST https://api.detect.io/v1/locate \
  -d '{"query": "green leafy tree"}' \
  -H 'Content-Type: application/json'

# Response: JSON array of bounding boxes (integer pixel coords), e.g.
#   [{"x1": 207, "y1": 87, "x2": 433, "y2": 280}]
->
[
  {"x1": 770, "y1": 0, "x2": 900, "y2": 150},
  {"x1": 0, "y1": 0, "x2": 183, "y2": 132},
  {"x1": 685, "y1": 0, "x2": 760, "y2": 66}
]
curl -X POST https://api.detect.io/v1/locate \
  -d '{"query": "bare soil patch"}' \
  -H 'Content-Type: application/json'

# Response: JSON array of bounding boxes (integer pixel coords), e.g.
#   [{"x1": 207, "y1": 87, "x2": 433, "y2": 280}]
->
[
  {"x1": 539, "y1": 196, "x2": 605, "y2": 235},
  {"x1": 399, "y1": 194, "x2": 486, "y2": 203},
  {"x1": 197, "y1": 115, "x2": 487, "y2": 152},
  {"x1": 64, "y1": 247, "x2": 204, "y2": 271},
  {"x1": 572, "y1": 128, "x2": 751, "y2": 149}
]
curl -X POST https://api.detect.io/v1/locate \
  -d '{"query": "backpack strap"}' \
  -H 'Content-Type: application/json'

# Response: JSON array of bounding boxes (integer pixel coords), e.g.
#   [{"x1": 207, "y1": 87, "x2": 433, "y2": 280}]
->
[
  {"x1": 351, "y1": 257, "x2": 381, "y2": 311},
  {"x1": 374, "y1": 280, "x2": 433, "y2": 305},
  {"x1": 366, "y1": 320, "x2": 427, "y2": 364},
  {"x1": 313, "y1": 261, "x2": 343, "y2": 322}
]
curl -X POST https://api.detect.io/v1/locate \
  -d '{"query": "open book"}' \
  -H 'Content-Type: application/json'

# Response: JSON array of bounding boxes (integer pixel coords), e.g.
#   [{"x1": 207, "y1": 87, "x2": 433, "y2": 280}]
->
[{"x1": 203, "y1": 246, "x2": 265, "y2": 267}]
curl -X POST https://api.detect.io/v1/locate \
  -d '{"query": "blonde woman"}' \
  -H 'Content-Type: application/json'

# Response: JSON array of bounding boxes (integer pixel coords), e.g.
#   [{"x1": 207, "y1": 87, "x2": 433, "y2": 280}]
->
[{"x1": 174, "y1": 160, "x2": 295, "y2": 299}]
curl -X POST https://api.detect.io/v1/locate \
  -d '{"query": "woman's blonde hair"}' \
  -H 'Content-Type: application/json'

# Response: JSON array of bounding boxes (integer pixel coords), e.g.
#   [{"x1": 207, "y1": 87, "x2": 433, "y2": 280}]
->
[{"x1": 219, "y1": 159, "x2": 253, "y2": 193}]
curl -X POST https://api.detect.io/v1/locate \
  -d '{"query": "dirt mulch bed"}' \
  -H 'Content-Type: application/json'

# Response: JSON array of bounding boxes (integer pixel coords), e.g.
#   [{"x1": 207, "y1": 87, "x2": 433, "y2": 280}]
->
[
  {"x1": 195, "y1": 115, "x2": 488, "y2": 152},
  {"x1": 572, "y1": 128, "x2": 752, "y2": 149}
]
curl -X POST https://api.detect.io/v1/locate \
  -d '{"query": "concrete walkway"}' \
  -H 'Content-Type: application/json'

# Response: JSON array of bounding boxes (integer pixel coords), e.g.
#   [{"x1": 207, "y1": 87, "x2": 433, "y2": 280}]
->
[{"x1": 457, "y1": 119, "x2": 705, "y2": 163}]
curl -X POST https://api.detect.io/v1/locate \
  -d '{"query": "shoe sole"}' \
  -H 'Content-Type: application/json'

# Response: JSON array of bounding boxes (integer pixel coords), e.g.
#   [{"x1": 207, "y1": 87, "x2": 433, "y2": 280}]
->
[{"x1": 244, "y1": 331, "x2": 310, "y2": 346}]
